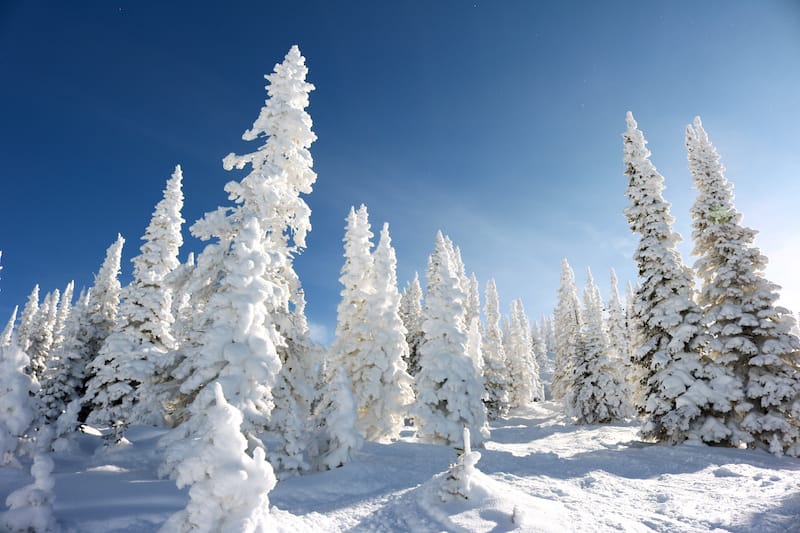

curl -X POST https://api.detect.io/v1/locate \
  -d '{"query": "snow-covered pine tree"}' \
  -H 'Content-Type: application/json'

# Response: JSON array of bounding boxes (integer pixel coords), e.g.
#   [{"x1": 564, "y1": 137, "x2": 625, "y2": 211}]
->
[
  {"x1": 16, "y1": 285, "x2": 39, "y2": 355},
  {"x1": 415, "y1": 232, "x2": 489, "y2": 447},
  {"x1": 84, "y1": 166, "x2": 184, "y2": 430},
  {"x1": 624, "y1": 112, "x2": 737, "y2": 444},
  {"x1": 51, "y1": 281, "x2": 74, "y2": 352},
  {"x1": 569, "y1": 269, "x2": 629, "y2": 424},
  {"x1": 160, "y1": 382, "x2": 276, "y2": 532},
  {"x1": 1, "y1": 306, "x2": 17, "y2": 347},
  {"x1": 72, "y1": 234, "x2": 126, "y2": 424},
  {"x1": 506, "y1": 299, "x2": 543, "y2": 408},
  {"x1": 167, "y1": 216, "x2": 282, "y2": 442},
  {"x1": 542, "y1": 314, "x2": 556, "y2": 357},
  {"x1": 0, "y1": 340, "x2": 36, "y2": 466},
  {"x1": 399, "y1": 273, "x2": 424, "y2": 377},
  {"x1": 465, "y1": 273, "x2": 481, "y2": 328},
  {"x1": 606, "y1": 269, "x2": 628, "y2": 363},
  {"x1": 38, "y1": 289, "x2": 90, "y2": 427},
  {"x1": 356, "y1": 223, "x2": 414, "y2": 441},
  {"x1": 531, "y1": 320, "x2": 549, "y2": 392},
  {"x1": 221, "y1": 45, "x2": 323, "y2": 470},
  {"x1": 311, "y1": 366, "x2": 362, "y2": 470},
  {"x1": 482, "y1": 279, "x2": 510, "y2": 420},
  {"x1": 26, "y1": 289, "x2": 59, "y2": 384},
  {"x1": 687, "y1": 116, "x2": 800, "y2": 455},
  {"x1": 552, "y1": 259, "x2": 583, "y2": 405}
]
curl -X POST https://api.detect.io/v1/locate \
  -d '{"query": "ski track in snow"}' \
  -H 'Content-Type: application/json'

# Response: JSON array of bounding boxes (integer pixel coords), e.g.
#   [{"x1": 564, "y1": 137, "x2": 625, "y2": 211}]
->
[{"x1": 2, "y1": 402, "x2": 799, "y2": 532}]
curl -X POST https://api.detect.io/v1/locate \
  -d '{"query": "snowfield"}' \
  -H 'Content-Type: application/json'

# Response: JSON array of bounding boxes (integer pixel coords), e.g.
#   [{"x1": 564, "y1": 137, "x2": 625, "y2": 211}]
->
[{"x1": 2, "y1": 402, "x2": 798, "y2": 532}]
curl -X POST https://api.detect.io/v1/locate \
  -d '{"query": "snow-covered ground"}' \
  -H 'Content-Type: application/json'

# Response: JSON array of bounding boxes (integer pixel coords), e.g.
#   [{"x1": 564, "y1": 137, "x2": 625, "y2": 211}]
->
[{"x1": 2, "y1": 402, "x2": 799, "y2": 532}]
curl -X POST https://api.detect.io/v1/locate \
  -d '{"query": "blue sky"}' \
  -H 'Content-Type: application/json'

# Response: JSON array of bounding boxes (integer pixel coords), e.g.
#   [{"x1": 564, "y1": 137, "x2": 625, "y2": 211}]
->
[{"x1": 1, "y1": 1, "x2": 799, "y2": 344}]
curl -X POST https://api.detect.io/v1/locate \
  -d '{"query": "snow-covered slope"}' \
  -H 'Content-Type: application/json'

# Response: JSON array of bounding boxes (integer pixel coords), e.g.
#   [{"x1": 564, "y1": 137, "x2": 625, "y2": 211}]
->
[{"x1": 2, "y1": 402, "x2": 799, "y2": 532}]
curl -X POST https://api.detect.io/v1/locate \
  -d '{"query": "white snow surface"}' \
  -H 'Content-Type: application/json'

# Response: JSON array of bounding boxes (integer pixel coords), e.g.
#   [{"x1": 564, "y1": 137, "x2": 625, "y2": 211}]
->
[{"x1": 2, "y1": 402, "x2": 799, "y2": 532}]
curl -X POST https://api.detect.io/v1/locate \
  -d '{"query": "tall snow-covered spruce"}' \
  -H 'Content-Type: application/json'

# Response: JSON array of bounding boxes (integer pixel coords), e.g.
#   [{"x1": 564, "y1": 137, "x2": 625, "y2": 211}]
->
[
  {"x1": 84, "y1": 166, "x2": 184, "y2": 430},
  {"x1": 623, "y1": 112, "x2": 737, "y2": 444},
  {"x1": 552, "y1": 258, "x2": 582, "y2": 406},
  {"x1": 687, "y1": 117, "x2": 800, "y2": 455},
  {"x1": 482, "y1": 279, "x2": 510, "y2": 419},
  {"x1": 568, "y1": 269, "x2": 629, "y2": 423},
  {"x1": 399, "y1": 273, "x2": 424, "y2": 377},
  {"x1": 506, "y1": 299, "x2": 543, "y2": 408},
  {"x1": 415, "y1": 232, "x2": 488, "y2": 447},
  {"x1": 165, "y1": 46, "x2": 325, "y2": 477},
  {"x1": 360, "y1": 223, "x2": 414, "y2": 440}
]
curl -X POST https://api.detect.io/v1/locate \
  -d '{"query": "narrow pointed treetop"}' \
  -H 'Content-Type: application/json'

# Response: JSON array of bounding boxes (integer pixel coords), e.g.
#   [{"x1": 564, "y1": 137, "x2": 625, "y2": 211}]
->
[{"x1": 223, "y1": 45, "x2": 317, "y2": 251}]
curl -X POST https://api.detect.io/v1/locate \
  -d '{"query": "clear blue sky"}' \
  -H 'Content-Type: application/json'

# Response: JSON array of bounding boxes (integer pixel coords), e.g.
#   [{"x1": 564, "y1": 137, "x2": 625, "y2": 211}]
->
[{"x1": 2, "y1": 1, "x2": 799, "y2": 343}]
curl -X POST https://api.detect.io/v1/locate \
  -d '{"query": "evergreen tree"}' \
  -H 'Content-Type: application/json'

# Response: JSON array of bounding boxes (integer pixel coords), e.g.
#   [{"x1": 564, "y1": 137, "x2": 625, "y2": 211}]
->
[
  {"x1": 465, "y1": 273, "x2": 481, "y2": 328},
  {"x1": 27, "y1": 289, "x2": 59, "y2": 384},
  {"x1": 51, "y1": 281, "x2": 74, "y2": 351},
  {"x1": 357, "y1": 223, "x2": 414, "y2": 441},
  {"x1": 16, "y1": 285, "x2": 40, "y2": 355},
  {"x1": 74, "y1": 234, "x2": 125, "y2": 424},
  {"x1": 311, "y1": 366, "x2": 362, "y2": 470},
  {"x1": 531, "y1": 320, "x2": 549, "y2": 390},
  {"x1": 223, "y1": 44, "x2": 321, "y2": 459},
  {"x1": 482, "y1": 279, "x2": 510, "y2": 419},
  {"x1": 552, "y1": 259, "x2": 582, "y2": 405},
  {"x1": 170, "y1": 216, "x2": 282, "y2": 437},
  {"x1": 0, "y1": 341, "x2": 36, "y2": 466},
  {"x1": 687, "y1": 116, "x2": 800, "y2": 454},
  {"x1": 1, "y1": 454, "x2": 58, "y2": 532},
  {"x1": 399, "y1": 273, "x2": 424, "y2": 377},
  {"x1": 624, "y1": 112, "x2": 737, "y2": 444},
  {"x1": 569, "y1": 269, "x2": 629, "y2": 424},
  {"x1": 542, "y1": 314, "x2": 556, "y2": 357},
  {"x1": 1, "y1": 306, "x2": 17, "y2": 347},
  {"x1": 38, "y1": 289, "x2": 91, "y2": 426},
  {"x1": 415, "y1": 232, "x2": 489, "y2": 447},
  {"x1": 606, "y1": 269, "x2": 629, "y2": 363},
  {"x1": 506, "y1": 299, "x2": 543, "y2": 408},
  {"x1": 84, "y1": 166, "x2": 185, "y2": 429},
  {"x1": 160, "y1": 382, "x2": 276, "y2": 532}
]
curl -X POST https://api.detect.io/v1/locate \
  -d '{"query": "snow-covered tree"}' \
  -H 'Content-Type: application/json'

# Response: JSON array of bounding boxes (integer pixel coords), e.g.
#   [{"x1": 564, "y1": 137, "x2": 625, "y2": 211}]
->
[
  {"x1": 465, "y1": 273, "x2": 481, "y2": 328},
  {"x1": 16, "y1": 285, "x2": 40, "y2": 355},
  {"x1": 1, "y1": 454, "x2": 58, "y2": 532},
  {"x1": 169, "y1": 216, "x2": 282, "y2": 437},
  {"x1": 606, "y1": 269, "x2": 628, "y2": 362},
  {"x1": 67, "y1": 235, "x2": 126, "y2": 425},
  {"x1": 552, "y1": 259, "x2": 582, "y2": 404},
  {"x1": 84, "y1": 166, "x2": 184, "y2": 429},
  {"x1": 568, "y1": 269, "x2": 629, "y2": 424},
  {"x1": 51, "y1": 281, "x2": 74, "y2": 351},
  {"x1": 687, "y1": 116, "x2": 800, "y2": 455},
  {"x1": 312, "y1": 366, "x2": 362, "y2": 471},
  {"x1": 37, "y1": 289, "x2": 89, "y2": 428},
  {"x1": 1, "y1": 306, "x2": 17, "y2": 347},
  {"x1": 624, "y1": 112, "x2": 737, "y2": 444},
  {"x1": 27, "y1": 289, "x2": 59, "y2": 384},
  {"x1": 531, "y1": 320, "x2": 548, "y2": 385},
  {"x1": 0, "y1": 341, "x2": 36, "y2": 466},
  {"x1": 482, "y1": 279, "x2": 510, "y2": 419},
  {"x1": 221, "y1": 45, "x2": 322, "y2": 471},
  {"x1": 356, "y1": 223, "x2": 414, "y2": 441},
  {"x1": 415, "y1": 232, "x2": 489, "y2": 447},
  {"x1": 399, "y1": 273, "x2": 424, "y2": 377},
  {"x1": 542, "y1": 314, "x2": 556, "y2": 356},
  {"x1": 506, "y1": 299, "x2": 543, "y2": 408},
  {"x1": 160, "y1": 382, "x2": 276, "y2": 532}
]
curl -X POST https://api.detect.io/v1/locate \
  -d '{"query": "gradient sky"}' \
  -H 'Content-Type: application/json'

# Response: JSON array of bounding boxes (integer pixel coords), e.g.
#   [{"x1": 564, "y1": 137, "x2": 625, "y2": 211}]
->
[{"x1": 2, "y1": 1, "x2": 799, "y2": 344}]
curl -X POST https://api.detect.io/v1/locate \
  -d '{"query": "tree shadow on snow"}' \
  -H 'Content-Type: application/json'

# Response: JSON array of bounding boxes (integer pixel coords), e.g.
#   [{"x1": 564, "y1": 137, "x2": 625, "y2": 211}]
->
[
  {"x1": 736, "y1": 490, "x2": 800, "y2": 532},
  {"x1": 478, "y1": 438, "x2": 800, "y2": 482}
]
